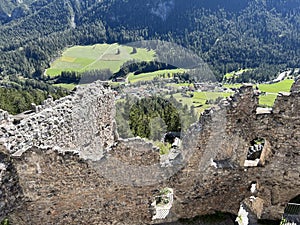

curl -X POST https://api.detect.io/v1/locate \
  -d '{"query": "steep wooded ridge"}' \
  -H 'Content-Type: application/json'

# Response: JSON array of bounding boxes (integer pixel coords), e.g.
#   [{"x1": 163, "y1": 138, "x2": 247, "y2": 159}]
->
[
  {"x1": 0, "y1": 0, "x2": 299, "y2": 114},
  {"x1": 0, "y1": 0, "x2": 299, "y2": 78}
]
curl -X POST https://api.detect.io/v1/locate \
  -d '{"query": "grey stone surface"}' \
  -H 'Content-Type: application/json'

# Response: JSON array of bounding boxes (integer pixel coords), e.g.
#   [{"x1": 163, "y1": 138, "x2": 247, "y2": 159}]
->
[{"x1": 0, "y1": 81, "x2": 116, "y2": 159}]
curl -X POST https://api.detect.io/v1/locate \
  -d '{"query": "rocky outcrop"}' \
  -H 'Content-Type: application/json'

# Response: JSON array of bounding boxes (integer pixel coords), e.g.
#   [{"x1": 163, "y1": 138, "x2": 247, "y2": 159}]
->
[{"x1": 0, "y1": 81, "x2": 299, "y2": 224}]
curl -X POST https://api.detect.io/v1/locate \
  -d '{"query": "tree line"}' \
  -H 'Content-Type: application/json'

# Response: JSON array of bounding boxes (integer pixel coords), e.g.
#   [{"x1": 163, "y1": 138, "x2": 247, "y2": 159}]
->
[{"x1": 116, "y1": 95, "x2": 197, "y2": 141}]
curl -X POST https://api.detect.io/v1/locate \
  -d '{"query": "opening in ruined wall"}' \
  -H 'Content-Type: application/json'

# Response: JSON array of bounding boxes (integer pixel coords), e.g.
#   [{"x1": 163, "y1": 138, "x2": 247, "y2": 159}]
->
[
  {"x1": 289, "y1": 195, "x2": 300, "y2": 204},
  {"x1": 244, "y1": 138, "x2": 270, "y2": 167},
  {"x1": 152, "y1": 187, "x2": 174, "y2": 220},
  {"x1": 115, "y1": 95, "x2": 187, "y2": 155},
  {"x1": 250, "y1": 181, "x2": 257, "y2": 193},
  {"x1": 281, "y1": 195, "x2": 300, "y2": 224}
]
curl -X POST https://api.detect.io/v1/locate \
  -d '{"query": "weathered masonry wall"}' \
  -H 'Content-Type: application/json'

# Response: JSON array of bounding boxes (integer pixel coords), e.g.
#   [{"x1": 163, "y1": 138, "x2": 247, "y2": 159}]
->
[
  {"x1": 0, "y1": 147, "x2": 23, "y2": 220},
  {"x1": 168, "y1": 83, "x2": 300, "y2": 222},
  {"x1": 110, "y1": 138, "x2": 160, "y2": 166},
  {"x1": 0, "y1": 79, "x2": 299, "y2": 224},
  {"x1": 0, "y1": 81, "x2": 117, "y2": 159}
]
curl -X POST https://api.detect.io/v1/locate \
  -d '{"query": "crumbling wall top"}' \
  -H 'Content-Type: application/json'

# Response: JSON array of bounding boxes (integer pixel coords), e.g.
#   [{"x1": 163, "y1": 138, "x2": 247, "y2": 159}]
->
[{"x1": 0, "y1": 81, "x2": 116, "y2": 159}]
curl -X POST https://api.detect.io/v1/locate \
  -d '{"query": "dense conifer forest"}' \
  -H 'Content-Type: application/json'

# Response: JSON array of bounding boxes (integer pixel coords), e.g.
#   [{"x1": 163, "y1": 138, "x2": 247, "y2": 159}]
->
[{"x1": 0, "y1": 0, "x2": 299, "y2": 113}]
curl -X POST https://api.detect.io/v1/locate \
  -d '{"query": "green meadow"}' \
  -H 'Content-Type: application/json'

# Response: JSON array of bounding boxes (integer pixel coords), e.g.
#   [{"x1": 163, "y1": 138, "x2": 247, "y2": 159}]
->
[
  {"x1": 171, "y1": 91, "x2": 233, "y2": 115},
  {"x1": 223, "y1": 83, "x2": 243, "y2": 89},
  {"x1": 224, "y1": 79, "x2": 294, "y2": 107},
  {"x1": 127, "y1": 69, "x2": 185, "y2": 83},
  {"x1": 257, "y1": 79, "x2": 294, "y2": 93},
  {"x1": 53, "y1": 83, "x2": 77, "y2": 90},
  {"x1": 224, "y1": 68, "x2": 252, "y2": 79},
  {"x1": 46, "y1": 43, "x2": 155, "y2": 77},
  {"x1": 257, "y1": 79, "x2": 294, "y2": 107}
]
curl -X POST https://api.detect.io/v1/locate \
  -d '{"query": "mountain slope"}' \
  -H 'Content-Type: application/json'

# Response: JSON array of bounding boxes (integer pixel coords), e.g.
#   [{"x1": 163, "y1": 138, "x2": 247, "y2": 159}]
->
[
  {"x1": 0, "y1": 0, "x2": 299, "y2": 80},
  {"x1": 0, "y1": 0, "x2": 299, "y2": 114}
]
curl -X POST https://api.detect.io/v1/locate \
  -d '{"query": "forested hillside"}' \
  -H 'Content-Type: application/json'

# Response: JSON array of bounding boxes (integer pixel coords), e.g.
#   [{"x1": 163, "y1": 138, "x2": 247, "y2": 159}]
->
[{"x1": 0, "y1": 0, "x2": 299, "y2": 113}]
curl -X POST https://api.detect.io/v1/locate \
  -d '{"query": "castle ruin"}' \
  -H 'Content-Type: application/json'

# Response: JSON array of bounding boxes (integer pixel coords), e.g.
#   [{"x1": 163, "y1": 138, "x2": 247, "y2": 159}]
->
[{"x1": 0, "y1": 79, "x2": 299, "y2": 224}]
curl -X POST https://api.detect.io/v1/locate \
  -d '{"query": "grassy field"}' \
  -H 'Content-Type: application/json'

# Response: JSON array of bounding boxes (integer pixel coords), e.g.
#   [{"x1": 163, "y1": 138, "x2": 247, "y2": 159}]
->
[
  {"x1": 258, "y1": 79, "x2": 294, "y2": 107},
  {"x1": 167, "y1": 83, "x2": 194, "y2": 87},
  {"x1": 46, "y1": 43, "x2": 155, "y2": 77},
  {"x1": 223, "y1": 79, "x2": 294, "y2": 107},
  {"x1": 257, "y1": 79, "x2": 294, "y2": 93},
  {"x1": 259, "y1": 93, "x2": 278, "y2": 107},
  {"x1": 172, "y1": 91, "x2": 233, "y2": 114},
  {"x1": 224, "y1": 69, "x2": 252, "y2": 79},
  {"x1": 223, "y1": 83, "x2": 243, "y2": 89},
  {"x1": 172, "y1": 78, "x2": 293, "y2": 113},
  {"x1": 192, "y1": 91, "x2": 233, "y2": 101},
  {"x1": 53, "y1": 83, "x2": 77, "y2": 90},
  {"x1": 127, "y1": 69, "x2": 185, "y2": 83}
]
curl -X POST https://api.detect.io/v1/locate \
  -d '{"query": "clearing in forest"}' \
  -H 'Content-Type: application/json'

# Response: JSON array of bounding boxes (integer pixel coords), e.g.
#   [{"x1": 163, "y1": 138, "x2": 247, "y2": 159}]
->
[{"x1": 46, "y1": 43, "x2": 156, "y2": 77}]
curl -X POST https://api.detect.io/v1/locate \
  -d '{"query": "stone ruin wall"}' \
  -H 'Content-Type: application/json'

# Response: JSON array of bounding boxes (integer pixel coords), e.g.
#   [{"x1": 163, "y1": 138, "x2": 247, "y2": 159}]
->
[
  {"x1": 110, "y1": 138, "x2": 161, "y2": 166},
  {"x1": 0, "y1": 79, "x2": 299, "y2": 224},
  {"x1": 167, "y1": 84, "x2": 300, "y2": 222},
  {"x1": 0, "y1": 81, "x2": 116, "y2": 159}
]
